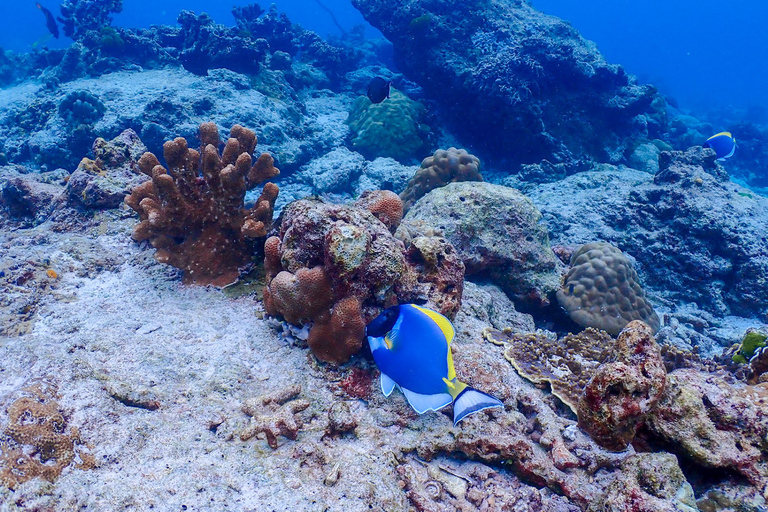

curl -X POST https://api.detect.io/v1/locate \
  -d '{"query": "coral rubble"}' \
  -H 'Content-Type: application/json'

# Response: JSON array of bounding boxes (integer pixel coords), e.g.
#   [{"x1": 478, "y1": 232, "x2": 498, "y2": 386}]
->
[
  {"x1": 125, "y1": 122, "x2": 279, "y2": 286},
  {"x1": 557, "y1": 242, "x2": 661, "y2": 335}
]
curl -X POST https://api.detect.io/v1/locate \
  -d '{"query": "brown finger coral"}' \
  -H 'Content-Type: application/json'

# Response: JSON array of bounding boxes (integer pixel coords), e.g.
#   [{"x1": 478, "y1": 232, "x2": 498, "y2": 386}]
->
[
  {"x1": 556, "y1": 242, "x2": 660, "y2": 335},
  {"x1": 125, "y1": 122, "x2": 280, "y2": 287},
  {"x1": 400, "y1": 147, "x2": 482, "y2": 211},
  {"x1": 264, "y1": 193, "x2": 464, "y2": 364}
]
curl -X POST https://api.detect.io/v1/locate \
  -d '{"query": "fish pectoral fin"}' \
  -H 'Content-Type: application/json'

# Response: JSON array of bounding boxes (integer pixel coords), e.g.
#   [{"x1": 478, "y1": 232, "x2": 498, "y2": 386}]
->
[
  {"x1": 380, "y1": 372, "x2": 397, "y2": 397},
  {"x1": 453, "y1": 387, "x2": 504, "y2": 426},
  {"x1": 401, "y1": 388, "x2": 452, "y2": 414}
]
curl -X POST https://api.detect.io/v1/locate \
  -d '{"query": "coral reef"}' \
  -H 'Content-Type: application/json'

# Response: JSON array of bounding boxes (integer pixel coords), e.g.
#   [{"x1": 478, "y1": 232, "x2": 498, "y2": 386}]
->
[
  {"x1": 0, "y1": 382, "x2": 95, "y2": 490},
  {"x1": 402, "y1": 182, "x2": 564, "y2": 309},
  {"x1": 528, "y1": 146, "x2": 768, "y2": 320},
  {"x1": 557, "y1": 242, "x2": 661, "y2": 335},
  {"x1": 400, "y1": 147, "x2": 482, "y2": 211},
  {"x1": 491, "y1": 321, "x2": 667, "y2": 451},
  {"x1": 346, "y1": 89, "x2": 429, "y2": 162},
  {"x1": 645, "y1": 369, "x2": 768, "y2": 488},
  {"x1": 58, "y1": 0, "x2": 123, "y2": 40},
  {"x1": 352, "y1": 0, "x2": 664, "y2": 167},
  {"x1": 587, "y1": 453, "x2": 697, "y2": 511},
  {"x1": 240, "y1": 385, "x2": 310, "y2": 449},
  {"x1": 177, "y1": 11, "x2": 268, "y2": 76},
  {"x1": 125, "y1": 122, "x2": 279, "y2": 286},
  {"x1": 263, "y1": 194, "x2": 464, "y2": 363},
  {"x1": 577, "y1": 321, "x2": 666, "y2": 451},
  {"x1": 489, "y1": 327, "x2": 613, "y2": 413},
  {"x1": 65, "y1": 129, "x2": 148, "y2": 209}
]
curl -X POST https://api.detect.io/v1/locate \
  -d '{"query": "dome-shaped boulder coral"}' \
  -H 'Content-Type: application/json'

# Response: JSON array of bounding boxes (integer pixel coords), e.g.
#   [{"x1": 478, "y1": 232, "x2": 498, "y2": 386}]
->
[
  {"x1": 125, "y1": 122, "x2": 280, "y2": 287},
  {"x1": 557, "y1": 242, "x2": 660, "y2": 335},
  {"x1": 402, "y1": 181, "x2": 563, "y2": 309},
  {"x1": 400, "y1": 147, "x2": 482, "y2": 211},
  {"x1": 263, "y1": 194, "x2": 464, "y2": 364},
  {"x1": 346, "y1": 89, "x2": 429, "y2": 163}
]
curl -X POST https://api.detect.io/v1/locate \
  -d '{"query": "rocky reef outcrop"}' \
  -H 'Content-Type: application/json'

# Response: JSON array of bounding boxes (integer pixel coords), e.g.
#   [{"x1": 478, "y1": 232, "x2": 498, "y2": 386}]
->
[
  {"x1": 528, "y1": 147, "x2": 768, "y2": 320},
  {"x1": 352, "y1": 0, "x2": 665, "y2": 168}
]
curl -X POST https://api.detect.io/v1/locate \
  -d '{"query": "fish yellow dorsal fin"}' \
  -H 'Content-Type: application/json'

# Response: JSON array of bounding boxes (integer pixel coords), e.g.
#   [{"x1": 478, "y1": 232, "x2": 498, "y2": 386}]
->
[
  {"x1": 709, "y1": 131, "x2": 732, "y2": 140},
  {"x1": 411, "y1": 304, "x2": 455, "y2": 345}
]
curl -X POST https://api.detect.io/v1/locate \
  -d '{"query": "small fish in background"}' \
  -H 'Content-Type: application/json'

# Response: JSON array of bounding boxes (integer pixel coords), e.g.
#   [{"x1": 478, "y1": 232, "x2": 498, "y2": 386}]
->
[
  {"x1": 367, "y1": 77, "x2": 392, "y2": 104},
  {"x1": 704, "y1": 131, "x2": 736, "y2": 161},
  {"x1": 366, "y1": 304, "x2": 504, "y2": 425},
  {"x1": 36, "y1": 2, "x2": 59, "y2": 39}
]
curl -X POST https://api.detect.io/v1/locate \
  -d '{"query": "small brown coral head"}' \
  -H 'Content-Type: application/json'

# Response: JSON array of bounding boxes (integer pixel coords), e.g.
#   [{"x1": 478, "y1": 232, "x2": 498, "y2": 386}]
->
[
  {"x1": 125, "y1": 123, "x2": 280, "y2": 287},
  {"x1": 557, "y1": 242, "x2": 660, "y2": 336},
  {"x1": 400, "y1": 147, "x2": 482, "y2": 211},
  {"x1": 354, "y1": 190, "x2": 404, "y2": 233}
]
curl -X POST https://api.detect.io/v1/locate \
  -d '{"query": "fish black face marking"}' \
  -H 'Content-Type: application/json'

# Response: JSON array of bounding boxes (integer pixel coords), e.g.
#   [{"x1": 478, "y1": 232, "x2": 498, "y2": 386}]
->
[{"x1": 366, "y1": 305, "x2": 400, "y2": 337}]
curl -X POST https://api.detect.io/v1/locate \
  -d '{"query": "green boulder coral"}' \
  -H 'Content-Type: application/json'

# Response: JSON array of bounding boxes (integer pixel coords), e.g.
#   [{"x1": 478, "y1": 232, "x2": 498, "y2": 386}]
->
[{"x1": 346, "y1": 89, "x2": 429, "y2": 162}]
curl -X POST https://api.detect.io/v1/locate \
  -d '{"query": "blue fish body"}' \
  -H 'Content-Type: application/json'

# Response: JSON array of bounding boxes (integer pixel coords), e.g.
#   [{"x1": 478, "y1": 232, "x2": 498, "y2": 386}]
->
[
  {"x1": 366, "y1": 304, "x2": 503, "y2": 425},
  {"x1": 704, "y1": 131, "x2": 736, "y2": 161}
]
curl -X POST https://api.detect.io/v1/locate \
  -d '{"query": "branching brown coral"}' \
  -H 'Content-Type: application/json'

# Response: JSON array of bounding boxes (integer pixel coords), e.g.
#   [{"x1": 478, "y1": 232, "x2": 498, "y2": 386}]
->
[
  {"x1": 0, "y1": 382, "x2": 95, "y2": 490},
  {"x1": 263, "y1": 196, "x2": 464, "y2": 364},
  {"x1": 556, "y1": 242, "x2": 660, "y2": 335},
  {"x1": 125, "y1": 122, "x2": 280, "y2": 287},
  {"x1": 400, "y1": 147, "x2": 482, "y2": 211},
  {"x1": 240, "y1": 385, "x2": 310, "y2": 449}
]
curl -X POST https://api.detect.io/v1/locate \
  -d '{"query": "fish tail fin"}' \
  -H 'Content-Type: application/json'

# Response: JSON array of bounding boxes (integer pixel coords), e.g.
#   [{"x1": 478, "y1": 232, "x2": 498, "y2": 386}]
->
[{"x1": 450, "y1": 382, "x2": 504, "y2": 426}]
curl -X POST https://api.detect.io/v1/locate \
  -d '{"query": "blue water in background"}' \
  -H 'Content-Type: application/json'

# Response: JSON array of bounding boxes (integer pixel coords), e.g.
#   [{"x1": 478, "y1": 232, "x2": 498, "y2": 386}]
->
[
  {"x1": 2, "y1": 0, "x2": 765, "y2": 121},
  {"x1": 531, "y1": 0, "x2": 768, "y2": 121}
]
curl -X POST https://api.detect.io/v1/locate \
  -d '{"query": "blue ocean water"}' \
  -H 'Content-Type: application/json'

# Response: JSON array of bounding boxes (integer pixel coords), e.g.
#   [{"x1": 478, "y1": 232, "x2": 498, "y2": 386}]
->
[
  {"x1": 531, "y1": 0, "x2": 768, "y2": 121},
  {"x1": 2, "y1": 0, "x2": 375, "y2": 52},
  {"x1": 4, "y1": 0, "x2": 765, "y2": 120}
]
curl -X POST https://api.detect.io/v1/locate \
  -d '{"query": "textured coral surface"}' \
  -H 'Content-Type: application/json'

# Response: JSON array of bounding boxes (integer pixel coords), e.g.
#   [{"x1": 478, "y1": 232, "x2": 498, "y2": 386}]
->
[
  {"x1": 400, "y1": 147, "x2": 482, "y2": 211},
  {"x1": 264, "y1": 194, "x2": 464, "y2": 363},
  {"x1": 557, "y1": 242, "x2": 661, "y2": 335},
  {"x1": 125, "y1": 122, "x2": 279, "y2": 286}
]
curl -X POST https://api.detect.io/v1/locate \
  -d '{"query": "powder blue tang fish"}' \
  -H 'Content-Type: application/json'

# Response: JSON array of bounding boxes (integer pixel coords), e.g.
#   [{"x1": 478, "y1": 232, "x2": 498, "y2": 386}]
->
[
  {"x1": 366, "y1": 304, "x2": 504, "y2": 425},
  {"x1": 704, "y1": 131, "x2": 736, "y2": 161}
]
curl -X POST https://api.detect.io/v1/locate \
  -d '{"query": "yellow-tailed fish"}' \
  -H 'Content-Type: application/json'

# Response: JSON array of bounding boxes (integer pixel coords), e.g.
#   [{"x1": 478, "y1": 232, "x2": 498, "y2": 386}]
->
[
  {"x1": 704, "y1": 131, "x2": 736, "y2": 161},
  {"x1": 366, "y1": 304, "x2": 503, "y2": 425}
]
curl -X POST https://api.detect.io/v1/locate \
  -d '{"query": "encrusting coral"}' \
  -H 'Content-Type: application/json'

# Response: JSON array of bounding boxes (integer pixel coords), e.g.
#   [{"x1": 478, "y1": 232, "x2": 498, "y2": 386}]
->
[
  {"x1": 400, "y1": 147, "x2": 482, "y2": 211},
  {"x1": 125, "y1": 122, "x2": 280, "y2": 286},
  {"x1": 489, "y1": 320, "x2": 666, "y2": 451},
  {"x1": 263, "y1": 193, "x2": 464, "y2": 364},
  {"x1": 0, "y1": 382, "x2": 95, "y2": 490},
  {"x1": 576, "y1": 320, "x2": 666, "y2": 451},
  {"x1": 557, "y1": 242, "x2": 660, "y2": 335},
  {"x1": 489, "y1": 327, "x2": 614, "y2": 413}
]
